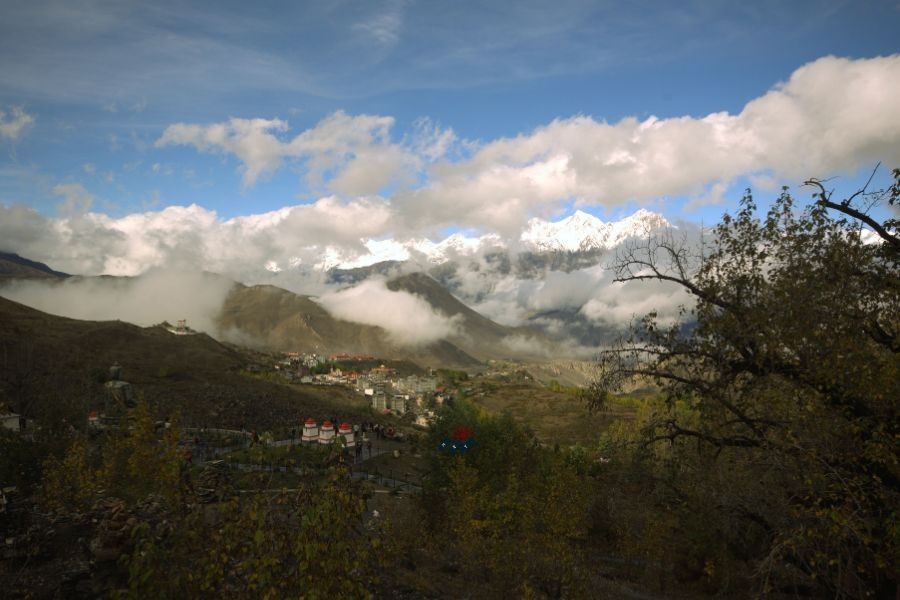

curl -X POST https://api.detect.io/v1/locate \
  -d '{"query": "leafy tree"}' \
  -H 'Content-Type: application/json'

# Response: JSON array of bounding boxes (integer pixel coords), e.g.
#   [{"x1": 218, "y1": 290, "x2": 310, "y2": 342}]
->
[
  {"x1": 590, "y1": 169, "x2": 900, "y2": 597},
  {"x1": 38, "y1": 398, "x2": 383, "y2": 597},
  {"x1": 123, "y1": 469, "x2": 383, "y2": 599},
  {"x1": 40, "y1": 434, "x2": 97, "y2": 512},
  {"x1": 41, "y1": 399, "x2": 184, "y2": 510},
  {"x1": 436, "y1": 368, "x2": 469, "y2": 384},
  {"x1": 0, "y1": 429, "x2": 47, "y2": 494},
  {"x1": 421, "y1": 401, "x2": 592, "y2": 597}
]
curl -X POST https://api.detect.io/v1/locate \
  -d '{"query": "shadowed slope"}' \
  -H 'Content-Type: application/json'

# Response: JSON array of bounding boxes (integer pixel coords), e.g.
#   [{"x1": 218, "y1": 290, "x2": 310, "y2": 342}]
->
[{"x1": 0, "y1": 296, "x2": 367, "y2": 429}]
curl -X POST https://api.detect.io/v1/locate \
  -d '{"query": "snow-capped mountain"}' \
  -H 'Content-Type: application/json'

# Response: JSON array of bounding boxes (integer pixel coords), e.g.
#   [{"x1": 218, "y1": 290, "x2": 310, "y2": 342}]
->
[
  {"x1": 520, "y1": 209, "x2": 670, "y2": 252},
  {"x1": 409, "y1": 233, "x2": 504, "y2": 264},
  {"x1": 308, "y1": 234, "x2": 505, "y2": 271},
  {"x1": 301, "y1": 209, "x2": 669, "y2": 271}
]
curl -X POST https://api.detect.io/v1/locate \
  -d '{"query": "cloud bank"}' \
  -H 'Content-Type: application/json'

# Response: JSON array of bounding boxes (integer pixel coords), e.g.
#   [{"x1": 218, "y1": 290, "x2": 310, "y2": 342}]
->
[
  {"x1": 158, "y1": 54, "x2": 900, "y2": 237},
  {"x1": 0, "y1": 270, "x2": 235, "y2": 335},
  {"x1": 4, "y1": 55, "x2": 897, "y2": 285},
  {"x1": 317, "y1": 279, "x2": 462, "y2": 346}
]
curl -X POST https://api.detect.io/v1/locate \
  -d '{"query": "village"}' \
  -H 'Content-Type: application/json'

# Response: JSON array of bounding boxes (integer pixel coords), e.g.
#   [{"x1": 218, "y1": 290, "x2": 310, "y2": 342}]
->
[{"x1": 264, "y1": 351, "x2": 455, "y2": 428}]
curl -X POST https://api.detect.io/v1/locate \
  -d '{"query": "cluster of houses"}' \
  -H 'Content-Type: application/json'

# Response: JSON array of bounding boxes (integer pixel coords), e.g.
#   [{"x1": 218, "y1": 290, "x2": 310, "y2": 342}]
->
[
  {"x1": 275, "y1": 352, "x2": 443, "y2": 404},
  {"x1": 268, "y1": 351, "x2": 452, "y2": 426},
  {"x1": 272, "y1": 352, "x2": 376, "y2": 384},
  {"x1": 358, "y1": 372, "x2": 442, "y2": 415},
  {"x1": 275, "y1": 352, "x2": 377, "y2": 371}
]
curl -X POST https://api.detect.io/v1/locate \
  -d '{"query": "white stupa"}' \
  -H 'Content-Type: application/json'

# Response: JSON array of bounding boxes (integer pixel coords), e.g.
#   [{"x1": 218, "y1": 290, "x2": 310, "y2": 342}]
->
[
  {"x1": 338, "y1": 422, "x2": 355, "y2": 448},
  {"x1": 301, "y1": 418, "x2": 318, "y2": 445},
  {"x1": 318, "y1": 421, "x2": 335, "y2": 445}
]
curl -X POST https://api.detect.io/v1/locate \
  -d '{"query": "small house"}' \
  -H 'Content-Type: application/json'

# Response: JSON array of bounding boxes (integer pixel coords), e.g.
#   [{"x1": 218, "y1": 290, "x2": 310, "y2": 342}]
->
[{"x1": 1, "y1": 412, "x2": 22, "y2": 432}]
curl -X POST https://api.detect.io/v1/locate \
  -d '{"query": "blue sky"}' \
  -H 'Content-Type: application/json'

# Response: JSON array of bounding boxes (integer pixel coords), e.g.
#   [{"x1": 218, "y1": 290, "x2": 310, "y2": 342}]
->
[{"x1": 1, "y1": 0, "x2": 899, "y2": 276}]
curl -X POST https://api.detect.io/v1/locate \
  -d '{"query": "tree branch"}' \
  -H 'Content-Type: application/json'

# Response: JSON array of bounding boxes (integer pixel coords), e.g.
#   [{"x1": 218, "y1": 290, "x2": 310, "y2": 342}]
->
[
  {"x1": 644, "y1": 419, "x2": 762, "y2": 449},
  {"x1": 803, "y1": 175, "x2": 900, "y2": 251}
]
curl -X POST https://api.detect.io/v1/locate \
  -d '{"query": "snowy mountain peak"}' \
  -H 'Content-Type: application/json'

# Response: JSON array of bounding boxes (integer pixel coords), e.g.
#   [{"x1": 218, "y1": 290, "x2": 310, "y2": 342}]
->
[
  {"x1": 567, "y1": 209, "x2": 602, "y2": 224},
  {"x1": 292, "y1": 209, "x2": 670, "y2": 271},
  {"x1": 521, "y1": 209, "x2": 669, "y2": 252}
]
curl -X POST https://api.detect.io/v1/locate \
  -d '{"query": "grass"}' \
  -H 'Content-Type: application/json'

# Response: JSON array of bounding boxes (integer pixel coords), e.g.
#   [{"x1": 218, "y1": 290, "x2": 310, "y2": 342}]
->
[
  {"x1": 357, "y1": 448, "x2": 429, "y2": 485},
  {"x1": 466, "y1": 379, "x2": 640, "y2": 445},
  {"x1": 230, "y1": 469, "x2": 306, "y2": 490},
  {"x1": 224, "y1": 443, "x2": 340, "y2": 468}
]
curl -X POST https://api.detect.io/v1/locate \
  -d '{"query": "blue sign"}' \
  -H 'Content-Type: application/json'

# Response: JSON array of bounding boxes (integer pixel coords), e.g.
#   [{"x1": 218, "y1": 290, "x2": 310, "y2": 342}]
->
[{"x1": 439, "y1": 438, "x2": 475, "y2": 454}]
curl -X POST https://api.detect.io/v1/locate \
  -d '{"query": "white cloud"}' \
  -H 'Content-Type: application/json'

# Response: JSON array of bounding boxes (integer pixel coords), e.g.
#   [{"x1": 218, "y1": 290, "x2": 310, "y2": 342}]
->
[
  {"x1": 155, "y1": 55, "x2": 900, "y2": 238},
  {"x1": 53, "y1": 183, "x2": 94, "y2": 216},
  {"x1": 0, "y1": 106, "x2": 34, "y2": 141},
  {"x1": 352, "y1": 0, "x2": 408, "y2": 48},
  {"x1": 0, "y1": 195, "x2": 397, "y2": 285},
  {"x1": 580, "y1": 279, "x2": 692, "y2": 328},
  {"x1": 528, "y1": 267, "x2": 606, "y2": 312},
  {"x1": 156, "y1": 110, "x2": 438, "y2": 194},
  {"x1": 409, "y1": 117, "x2": 460, "y2": 161},
  {"x1": 156, "y1": 117, "x2": 289, "y2": 186},
  {"x1": 395, "y1": 55, "x2": 900, "y2": 233},
  {"x1": 1, "y1": 55, "x2": 897, "y2": 348},
  {"x1": 317, "y1": 279, "x2": 461, "y2": 346},
  {"x1": 0, "y1": 269, "x2": 234, "y2": 336}
]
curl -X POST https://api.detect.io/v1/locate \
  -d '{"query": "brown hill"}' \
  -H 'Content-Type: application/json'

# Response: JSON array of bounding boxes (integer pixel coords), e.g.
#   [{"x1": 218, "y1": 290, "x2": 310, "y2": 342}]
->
[
  {"x1": 386, "y1": 272, "x2": 549, "y2": 361},
  {"x1": 0, "y1": 252, "x2": 69, "y2": 280},
  {"x1": 0, "y1": 296, "x2": 369, "y2": 430},
  {"x1": 218, "y1": 283, "x2": 481, "y2": 367}
]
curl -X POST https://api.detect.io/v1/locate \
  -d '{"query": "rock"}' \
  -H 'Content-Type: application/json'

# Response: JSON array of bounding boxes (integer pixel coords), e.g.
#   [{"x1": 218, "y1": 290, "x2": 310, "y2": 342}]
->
[
  {"x1": 196, "y1": 461, "x2": 233, "y2": 503},
  {"x1": 89, "y1": 498, "x2": 138, "y2": 563}
]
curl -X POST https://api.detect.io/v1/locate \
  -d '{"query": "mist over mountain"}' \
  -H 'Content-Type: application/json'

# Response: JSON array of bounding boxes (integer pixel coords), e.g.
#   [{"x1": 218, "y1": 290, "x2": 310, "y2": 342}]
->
[
  {"x1": 0, "y1": 263, "x2": 555, "y2": 367},
  {"x1": 0, "y1": 270, "x2": 237, "y2": 338},
  {"x1": 0, "y1": 208, "x2": 694, "y2": 362},
  {"x1": 322, "y1": 210, "x2": 691, "y2": 347}
]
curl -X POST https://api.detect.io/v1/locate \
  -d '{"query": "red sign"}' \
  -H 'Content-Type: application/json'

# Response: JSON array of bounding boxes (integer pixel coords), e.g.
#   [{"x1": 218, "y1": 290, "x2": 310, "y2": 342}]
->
[{"x1": 451, "y1": 426, "x2": 473, "y2": 442}]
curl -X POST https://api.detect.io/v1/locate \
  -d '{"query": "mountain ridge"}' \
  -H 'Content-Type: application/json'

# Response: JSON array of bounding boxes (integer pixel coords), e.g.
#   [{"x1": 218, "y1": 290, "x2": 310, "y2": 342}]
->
[
  {"x1": 218, "y1": 281, "x2": 486, "y2": 367},
  {"x1": 0, "y1": 252, "x2": 70, "y2": 280}
]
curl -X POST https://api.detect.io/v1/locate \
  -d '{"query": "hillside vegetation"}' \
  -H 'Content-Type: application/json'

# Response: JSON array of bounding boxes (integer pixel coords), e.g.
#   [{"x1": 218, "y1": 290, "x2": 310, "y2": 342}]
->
[{"x1": 0, "y1": 296, "x2": 368, "y2": 430}]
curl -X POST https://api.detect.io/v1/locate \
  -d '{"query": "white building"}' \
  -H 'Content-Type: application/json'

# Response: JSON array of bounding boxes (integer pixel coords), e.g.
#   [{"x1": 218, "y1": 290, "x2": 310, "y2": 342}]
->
[
  {"x1": 391, "y1": 395, "x2": 409, "y2": 415},
  {"x1": 338, "y1": 423, "x2": 355, "y2": 448},
  {"x1": 1, "y1": 412, "x2": 22, "y2": 432},
  {"x1": 301, "y1": 419, "x2": 319, "y2": 444},
  {"x1": 318, "y1": 421, "x2": 335, "y2": 445}
]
